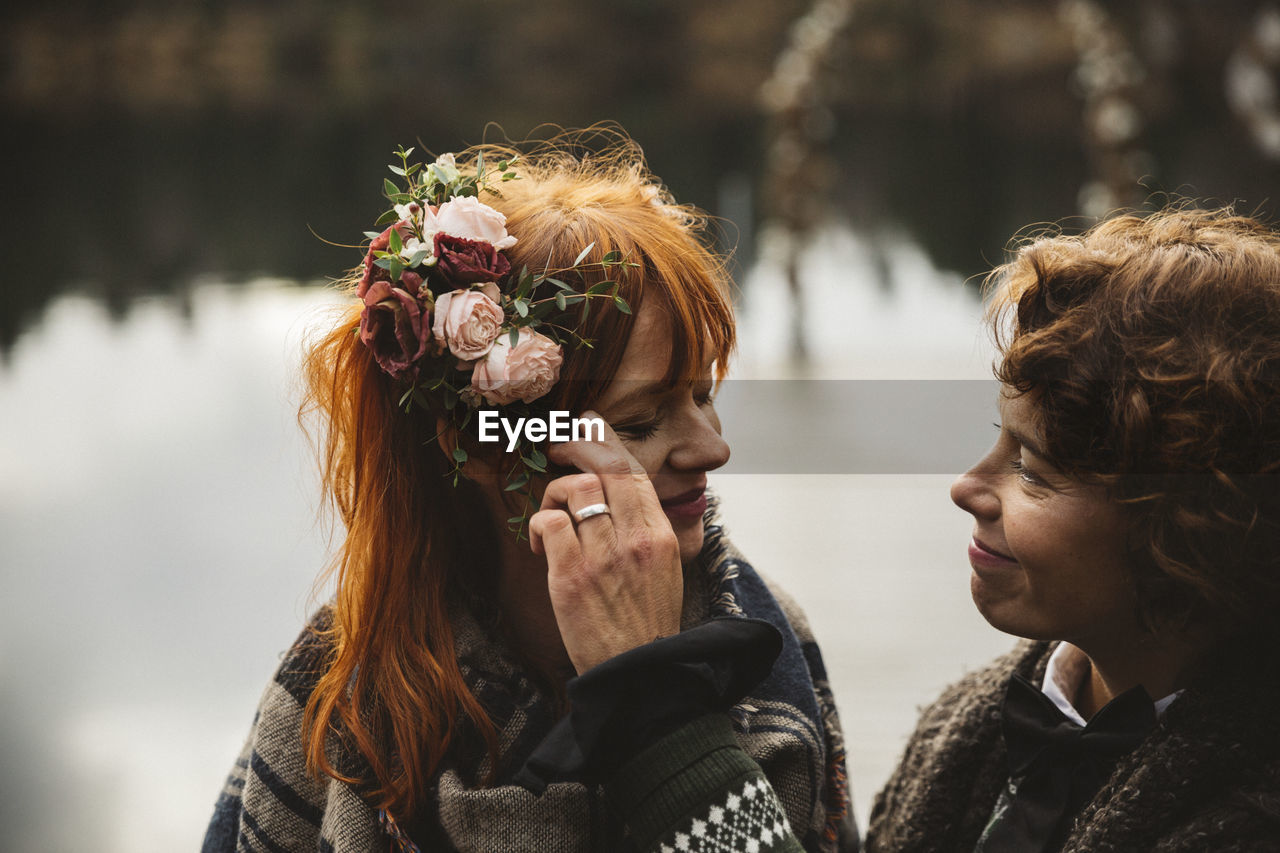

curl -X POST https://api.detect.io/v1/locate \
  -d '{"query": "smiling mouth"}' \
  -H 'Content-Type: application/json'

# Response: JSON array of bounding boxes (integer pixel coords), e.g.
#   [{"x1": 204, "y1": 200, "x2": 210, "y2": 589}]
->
[
  {"x1": 660, "y1": 486, "x2": 707, "y2": 520},
  {"x1": 970, "y1": 536, "x2": 1016, "y2": 562},
  {"x1": 660, "y1": 486, "x2": 705, "y2": 507}
]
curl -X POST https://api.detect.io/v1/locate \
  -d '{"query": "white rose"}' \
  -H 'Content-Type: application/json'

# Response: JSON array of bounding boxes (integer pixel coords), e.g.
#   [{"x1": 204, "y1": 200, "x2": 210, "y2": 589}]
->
[
  {"x1": 435, "y1": 196, "x2": 518, "y2": 251},
  {"x1": 431, "y1": 153, "x2": 461, "y2": 185}
]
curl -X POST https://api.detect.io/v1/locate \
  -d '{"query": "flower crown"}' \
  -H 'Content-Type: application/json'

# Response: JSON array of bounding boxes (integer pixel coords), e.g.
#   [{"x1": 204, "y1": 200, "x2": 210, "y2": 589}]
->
[{"x1": 356, "y1": 146, "x2": 634, "y2": 535}]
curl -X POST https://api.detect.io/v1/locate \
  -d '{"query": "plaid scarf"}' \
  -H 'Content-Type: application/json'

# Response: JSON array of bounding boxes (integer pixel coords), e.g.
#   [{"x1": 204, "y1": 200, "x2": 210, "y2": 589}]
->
[{"x1": 204, "y1": 498, "x2": 850, "y2": 852}]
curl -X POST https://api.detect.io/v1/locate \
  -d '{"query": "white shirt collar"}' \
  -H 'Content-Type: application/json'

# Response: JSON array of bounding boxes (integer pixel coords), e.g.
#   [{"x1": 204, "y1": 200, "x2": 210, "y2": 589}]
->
[{"x1": 1041, "y1": 642, "x2": 1181, "y2": 726}]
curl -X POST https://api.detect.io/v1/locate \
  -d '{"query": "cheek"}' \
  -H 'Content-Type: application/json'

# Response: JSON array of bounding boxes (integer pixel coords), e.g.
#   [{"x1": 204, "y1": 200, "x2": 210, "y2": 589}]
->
[
  {"x1": 1006, "y1": 505, "x2": 1137, "y2": 626},
  {"x1": 619, "y1": 437, "x2": 666, "y2": 480}
]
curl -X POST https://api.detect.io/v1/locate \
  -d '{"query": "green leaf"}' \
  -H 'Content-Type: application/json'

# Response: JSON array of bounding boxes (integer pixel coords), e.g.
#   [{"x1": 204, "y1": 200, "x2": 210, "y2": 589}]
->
[
  {"x1": 555, "y1": 291, "x2": 567, "y2": 311},
  {"x1": 613, "y1": 295, "x2": 632, "y2": 314},
  {"x1": 374, "y1": 209, "x2": 399, "y2": 226},
  {"x1": 373, "y1": 256, "x2": 394, "y2": 270},
  {"x1": 406, "y1": 249, "x2": 429, "y2": 268},
  {"x1": 515, "y1": 266, "x2": 533, "y2": 300},
  {"x1": 383, "y1": 177, "x2": 400, "y2": 198},
  {"x1": 398, "y1": 387, "x2": 416, "y2": 407},
  {"x1": 389, "y1": 165, "x2": 406, "y2": 176},
  {"x1": 502, "y1": 171, "x2": 518, "y2": 180},
  {"x1": 389, "y1": 259, "x2": 405, "y2": 281},
  {"x1": 529, "y1": 449, "x2": 547, "y2": 468},
  {"x1": 562, "y1": 294, "x2": 583, "y2": 305},
  {"x1": 509, "y1": 327, "x2": 520, "y2": 348},
  {"x1": 453, "y1": 447, "x2": 468, "y2": 464},
  {"x1": 514, "y1": 299, "x2": 529, "y2": 318},
  {"x1": 388, "y1": 227, "x2": 403, "y2": 254},
  {"x1": 587, "y1": 280, "x2": 615, "y2": 295},
  {"x1": 504, "y1": 472, "x2": 530, "y2": 492},
  {"x1": 363, "y1": 230, "x2": 383, "y2": 240},
  {"x1": 572, "y1": 241, "x2": 596, "y2": 268},
  {"x1": 580, "y1": 298, "x2": 591, "y2": 322},
  {"x1": 497, "y1": 160, "x2": 508, "y2": 171},
  {"x1": 507, "y1": 515, "x2": 526, "y2": 525},
  {"x1": 602, "y1": 250, "x2": 622, "y2": 265},
  {"x1": 522, "y1": 455, "x2": 547, "y2": 473},
  {"x1": 546, "y1": 277, "x2": 574, "y2": 292}
]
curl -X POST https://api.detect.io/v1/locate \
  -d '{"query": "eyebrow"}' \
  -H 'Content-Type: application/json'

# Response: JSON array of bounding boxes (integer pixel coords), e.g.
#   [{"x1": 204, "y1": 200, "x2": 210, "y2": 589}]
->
[
  {"x1": 606, "y1": 379, "x2": 670, "y2": 412},
  {"x1": 607, "y1": 357, "x2": 719, "y2": 411},
  {"x1": 1005, "y1": 425, "x2": 1048, "y2": 459}
]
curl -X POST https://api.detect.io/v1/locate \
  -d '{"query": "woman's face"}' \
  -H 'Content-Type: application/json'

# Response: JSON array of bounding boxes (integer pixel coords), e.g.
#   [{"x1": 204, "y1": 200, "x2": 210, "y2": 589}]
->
[
  {"x1": 590, "y1": 301, "x2": 731, "y2": 563},
  {"x1": 949, "y1": 389, "x2": 1142, "y2": 651}
]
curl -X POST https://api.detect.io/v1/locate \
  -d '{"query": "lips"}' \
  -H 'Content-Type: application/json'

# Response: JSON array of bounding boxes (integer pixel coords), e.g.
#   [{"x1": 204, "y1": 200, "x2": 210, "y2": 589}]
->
[
  {"x1": 972, "y1": 535, "x2": 1014, "y2": 560},
  {"x1": 660, "y1": 485, "x2": 707, "y2": 521},
  {"x1": 968, "y1": 535, "x2": 1018, "y2": 571}
]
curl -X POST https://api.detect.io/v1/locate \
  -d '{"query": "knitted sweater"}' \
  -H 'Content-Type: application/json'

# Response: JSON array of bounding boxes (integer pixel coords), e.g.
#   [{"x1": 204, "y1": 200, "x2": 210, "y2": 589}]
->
[
  {"x1": 866, "y1": 640, "x2": 1280, "y2": 853},
  {"x1": 203, "y1": 513, "x2": 853, "y2": 852}
]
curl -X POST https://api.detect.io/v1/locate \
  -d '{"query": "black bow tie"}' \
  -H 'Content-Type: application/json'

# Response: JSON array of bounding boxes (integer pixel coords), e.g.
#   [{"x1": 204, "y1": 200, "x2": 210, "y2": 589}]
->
[{"x1": 979, "y1": 673, "x2": 1156, "y2": 853}]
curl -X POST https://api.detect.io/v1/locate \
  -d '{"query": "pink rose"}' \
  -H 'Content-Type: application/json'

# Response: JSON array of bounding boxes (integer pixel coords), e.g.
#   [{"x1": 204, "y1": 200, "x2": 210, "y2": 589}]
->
[
  {"x1": 434, "y1": 233, "x2": 512, "y2": 284},
  {"x1": 357, "y1": 220, "x2": 415, "y2": 300},
  {"x1": 359, "y1": 280, "x2": 431, "y2": 378},
  {"x1": 432, "y1": 283, "x2": 505, "y2": 360},
  {"x1": 471, "y1": 327, "x2": 563, "y2": 405},
  {"x1": 434, "y1": 196, "x2": 517, "y2": 251}
]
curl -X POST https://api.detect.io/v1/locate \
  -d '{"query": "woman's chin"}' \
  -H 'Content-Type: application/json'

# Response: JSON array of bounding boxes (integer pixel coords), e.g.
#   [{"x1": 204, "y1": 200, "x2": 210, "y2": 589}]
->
[
  {"x1": 675, "y1": 525, "x2": 705, "y2": 565},
  {"x1": 970, "y1": 572, "x2": 1029, "y2": 636}
]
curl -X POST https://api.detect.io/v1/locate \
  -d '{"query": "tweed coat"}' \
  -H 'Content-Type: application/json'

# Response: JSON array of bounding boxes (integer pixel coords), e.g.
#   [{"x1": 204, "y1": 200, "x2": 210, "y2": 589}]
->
[{"x1": 866, "y1": 640, "x2": 1280, "y2": 853}]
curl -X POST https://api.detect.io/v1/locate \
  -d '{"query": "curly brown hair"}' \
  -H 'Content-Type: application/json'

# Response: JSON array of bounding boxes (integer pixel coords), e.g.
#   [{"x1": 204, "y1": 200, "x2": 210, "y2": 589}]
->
[{"x1": 986, "y1": 205, "x2": 1280, "y2": 639}]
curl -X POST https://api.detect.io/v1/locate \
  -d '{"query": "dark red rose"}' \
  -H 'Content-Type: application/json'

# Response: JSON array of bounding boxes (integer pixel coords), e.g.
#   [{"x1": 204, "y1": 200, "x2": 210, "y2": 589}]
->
[
  {"x1": 398, "y1": 269, "x2": 424, "y2": 296},
  {"x1": 359, "y1": 280, "x2": 431, "y2": 378},
  {"x1": 434, "y1": 233, "x2": 511, "y2": 284},
  {"x1": 357, "y1": 220, "x2": 415, "y2": 300}
]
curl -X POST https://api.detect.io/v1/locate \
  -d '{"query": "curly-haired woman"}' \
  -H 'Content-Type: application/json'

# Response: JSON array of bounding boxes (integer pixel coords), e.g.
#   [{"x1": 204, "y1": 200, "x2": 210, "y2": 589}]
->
[
  {"x1": 868, "y1": 207, "x2": 1280, "y2": 852},
  {"x1": 202, "y1": 133, "x2": 853, "y2": 853}
]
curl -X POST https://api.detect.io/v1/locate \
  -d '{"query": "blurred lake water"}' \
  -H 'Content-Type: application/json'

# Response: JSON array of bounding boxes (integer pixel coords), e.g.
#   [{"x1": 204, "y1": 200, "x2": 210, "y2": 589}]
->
[
  {"x1": 10, "y1": 4, "x2": 1280, "y2": 849},
  {"x1": 0, "y1": 222, "x2": 1017, "y2": 849}
]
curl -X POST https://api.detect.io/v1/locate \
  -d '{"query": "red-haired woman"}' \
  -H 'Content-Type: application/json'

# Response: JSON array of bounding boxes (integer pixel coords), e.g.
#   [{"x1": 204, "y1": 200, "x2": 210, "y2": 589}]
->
[
  {"x1": 868, "y1": 207, "x2": 1280, "y2": 851},
  {"x1": 203, "y1": 135, "x2": 853, "y2": 853}
]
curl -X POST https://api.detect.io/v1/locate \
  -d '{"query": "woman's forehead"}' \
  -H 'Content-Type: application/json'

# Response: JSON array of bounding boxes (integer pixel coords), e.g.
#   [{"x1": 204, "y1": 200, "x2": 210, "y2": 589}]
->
[{"x1": 611, "y1": 300, "x2": 716, "y2": 379}]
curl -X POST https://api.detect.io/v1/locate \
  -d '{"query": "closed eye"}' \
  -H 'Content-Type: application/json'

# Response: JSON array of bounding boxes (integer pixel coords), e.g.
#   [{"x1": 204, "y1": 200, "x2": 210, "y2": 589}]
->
[{"x1": 1010, "y1": 457, "x2": 1045, "y2": 486}]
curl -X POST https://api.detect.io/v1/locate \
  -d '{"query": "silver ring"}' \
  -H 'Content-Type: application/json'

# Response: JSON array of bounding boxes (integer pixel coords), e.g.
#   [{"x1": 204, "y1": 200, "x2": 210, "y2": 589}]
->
[{"x1": 573, "y1": 503, "x2": 611, "y2": 523}]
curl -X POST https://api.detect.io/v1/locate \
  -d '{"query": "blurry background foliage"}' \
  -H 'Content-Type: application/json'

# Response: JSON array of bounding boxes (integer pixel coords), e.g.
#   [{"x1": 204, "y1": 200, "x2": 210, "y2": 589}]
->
[{"x1": 6, "y1": 0, "x2": 1280, "y2": 358}]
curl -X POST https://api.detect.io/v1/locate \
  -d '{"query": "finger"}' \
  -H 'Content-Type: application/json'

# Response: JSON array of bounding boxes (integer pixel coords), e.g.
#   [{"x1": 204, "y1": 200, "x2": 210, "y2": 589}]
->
[
  {"x1": 529, "y1": 508, "x2": 582, "y2": 566},
  {"x1": 539, "y1": 472, "x2": 621, "y2": 563},
  {"x1": 539, "y1": 472, "x2": 606, "y2": 514},
  {"x1": 546, "y1": 411, "x2": 659, "y2": 526}
]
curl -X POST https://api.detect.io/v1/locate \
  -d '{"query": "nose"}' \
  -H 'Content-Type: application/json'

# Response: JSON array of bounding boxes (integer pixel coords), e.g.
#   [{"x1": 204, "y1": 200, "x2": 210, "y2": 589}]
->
[
  {"x1": 668, "y1": 402, "x2": 731, "y2": 473},
  {"x1": 950, "y1": 452, "x2": 1000, "y2": 521}
]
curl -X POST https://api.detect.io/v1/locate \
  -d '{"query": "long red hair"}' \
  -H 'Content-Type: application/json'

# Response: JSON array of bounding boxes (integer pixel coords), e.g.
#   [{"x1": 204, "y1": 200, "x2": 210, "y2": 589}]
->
[{"x1": 299, "y1": 130, "x2": 736, "y2": 816}]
